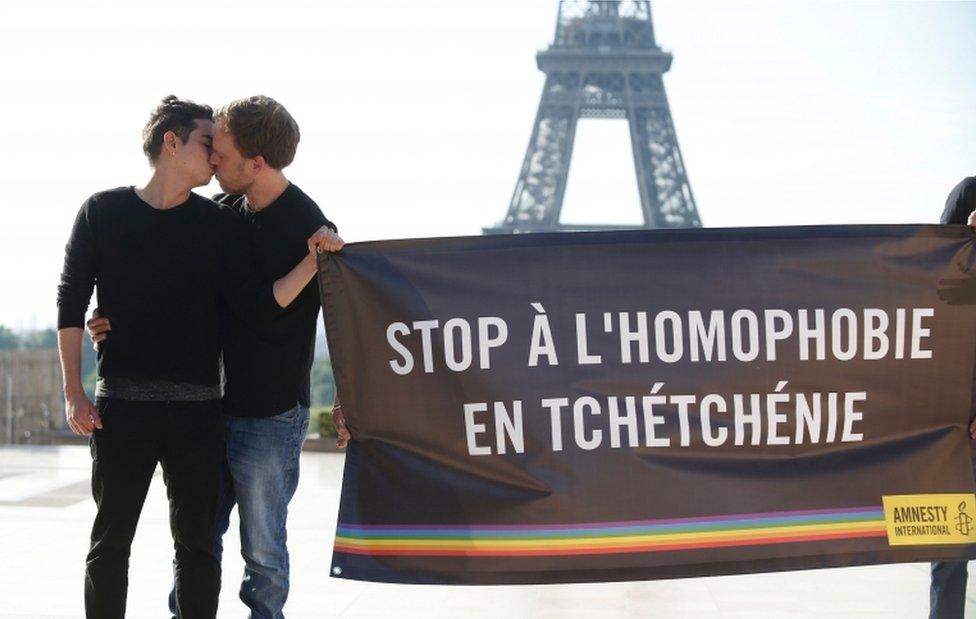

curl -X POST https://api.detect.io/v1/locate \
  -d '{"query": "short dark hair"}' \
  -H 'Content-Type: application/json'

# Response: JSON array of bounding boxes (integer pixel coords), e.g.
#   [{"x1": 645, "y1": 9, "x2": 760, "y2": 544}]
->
[
  {"x1": 215, "y1": 96, "x2": 300, "y2": 170},
  {"x1": 142, "y1": 95, "x2": 214, "y2": 163}
]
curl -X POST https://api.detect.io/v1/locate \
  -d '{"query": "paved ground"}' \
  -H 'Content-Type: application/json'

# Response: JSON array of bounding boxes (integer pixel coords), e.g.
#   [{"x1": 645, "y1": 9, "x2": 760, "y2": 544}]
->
[{"x1": 1, "y1": 445, "x2": 974, "y2": 618}]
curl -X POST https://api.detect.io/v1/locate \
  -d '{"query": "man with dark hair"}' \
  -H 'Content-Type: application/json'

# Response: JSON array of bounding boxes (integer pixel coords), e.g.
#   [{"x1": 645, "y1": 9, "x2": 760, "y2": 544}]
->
[
  {"x1": 57, "y1": 95, "x2": 339, "y2": 619},
  {"x1": 931, "y1": 174, "x2": 976, "y2": 619},
  {"x1": 142, "y1": 95, "x2": 217, "y2": 163}
]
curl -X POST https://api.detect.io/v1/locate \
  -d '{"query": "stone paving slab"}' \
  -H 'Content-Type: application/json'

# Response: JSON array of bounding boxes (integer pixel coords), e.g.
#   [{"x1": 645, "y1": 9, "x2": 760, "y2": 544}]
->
[{"x1": 1, "y1": 445, "x2": 973, "y2": 618}]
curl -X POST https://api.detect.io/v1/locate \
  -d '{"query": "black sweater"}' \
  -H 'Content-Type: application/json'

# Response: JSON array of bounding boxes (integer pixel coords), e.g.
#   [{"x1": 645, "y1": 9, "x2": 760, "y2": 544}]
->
[
  {"x1": 57, "y1": 187, "x2": 280, "y2": 387},
  {"x1": 217, "y1": 183, "x2": 335, "y2": 418}
]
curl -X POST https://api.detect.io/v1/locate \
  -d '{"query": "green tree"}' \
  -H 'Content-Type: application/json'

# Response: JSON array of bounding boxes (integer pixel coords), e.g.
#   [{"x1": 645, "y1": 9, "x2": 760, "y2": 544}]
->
[
  {"x1": 0, "y1": 325, "x2": 19, "y2": 349},
  {"x1": 21, "y1": 328, "x2": 57, "y2": 349},
  {"x1": 310, "y1": 357, "x2": 336, "y2": 408}
]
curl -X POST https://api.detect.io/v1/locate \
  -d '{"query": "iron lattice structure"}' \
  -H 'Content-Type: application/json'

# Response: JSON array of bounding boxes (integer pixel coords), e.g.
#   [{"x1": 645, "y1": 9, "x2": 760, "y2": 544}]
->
[{"x1": 485, "y1": 0, "x2": 701, "y2": 234}]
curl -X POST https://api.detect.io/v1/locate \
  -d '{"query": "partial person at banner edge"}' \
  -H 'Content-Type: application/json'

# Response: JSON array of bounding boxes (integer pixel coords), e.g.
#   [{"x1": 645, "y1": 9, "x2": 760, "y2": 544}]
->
[{"x1": 930, "y1": 174, "x2": 976, "y2": 619}]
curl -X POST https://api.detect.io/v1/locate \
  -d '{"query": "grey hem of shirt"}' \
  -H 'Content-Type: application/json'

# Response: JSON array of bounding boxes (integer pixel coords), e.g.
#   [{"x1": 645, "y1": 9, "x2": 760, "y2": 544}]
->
[{"x1": 96, "y1": 377, "x2": 221, "y2": 402}]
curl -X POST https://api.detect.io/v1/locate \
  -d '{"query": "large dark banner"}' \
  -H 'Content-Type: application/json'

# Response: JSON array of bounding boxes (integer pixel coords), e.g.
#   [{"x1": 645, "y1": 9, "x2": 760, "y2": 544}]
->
[{"x1": 318, "y1": 225, "x2": 976, "y2": 585}]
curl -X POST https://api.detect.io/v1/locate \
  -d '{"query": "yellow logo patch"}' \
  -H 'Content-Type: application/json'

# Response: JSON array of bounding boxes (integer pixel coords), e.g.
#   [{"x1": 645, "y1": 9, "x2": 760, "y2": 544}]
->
[{"x1": 882, "y1": 494, "x2": 976, "y2": 545}]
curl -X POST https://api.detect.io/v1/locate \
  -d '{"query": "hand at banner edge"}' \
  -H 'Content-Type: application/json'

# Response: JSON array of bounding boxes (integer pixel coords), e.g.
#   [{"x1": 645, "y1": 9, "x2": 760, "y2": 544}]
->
[
  {"x1": 309, "y1": 225, "x2": 344, "y2": 254},
  {"x1": 333, "y1": 404, "x2": 351, "y2": 448}
]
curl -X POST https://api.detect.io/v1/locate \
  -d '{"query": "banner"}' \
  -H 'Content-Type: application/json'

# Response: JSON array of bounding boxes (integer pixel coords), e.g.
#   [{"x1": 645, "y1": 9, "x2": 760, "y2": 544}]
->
[{"x1": 318, "y1": 225, "x2": 976, "y2": 585}]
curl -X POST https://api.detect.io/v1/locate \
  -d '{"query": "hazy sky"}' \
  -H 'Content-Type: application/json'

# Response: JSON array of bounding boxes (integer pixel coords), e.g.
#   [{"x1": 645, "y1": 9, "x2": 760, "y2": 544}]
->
[{"x1": 1, "y1": 0, "x2": 974, "y2": 329}]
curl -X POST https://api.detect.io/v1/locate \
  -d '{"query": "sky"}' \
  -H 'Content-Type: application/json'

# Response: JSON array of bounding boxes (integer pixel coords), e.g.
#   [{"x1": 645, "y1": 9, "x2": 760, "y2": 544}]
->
[{"x1": 1, "y1": 0, "x2": 974, "y2": 330}]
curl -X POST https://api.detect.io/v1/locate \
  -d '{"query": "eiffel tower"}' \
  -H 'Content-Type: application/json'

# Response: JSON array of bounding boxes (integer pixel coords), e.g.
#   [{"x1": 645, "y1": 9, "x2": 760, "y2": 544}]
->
[{"x1": 485, "y1": 0, "x2": 701, "y2": 234}]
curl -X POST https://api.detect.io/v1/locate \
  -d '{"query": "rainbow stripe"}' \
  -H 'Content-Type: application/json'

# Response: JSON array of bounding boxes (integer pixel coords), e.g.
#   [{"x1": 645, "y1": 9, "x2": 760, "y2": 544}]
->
[{"x1": 334, "y1": 506, "x2": 887, "y2": 557}]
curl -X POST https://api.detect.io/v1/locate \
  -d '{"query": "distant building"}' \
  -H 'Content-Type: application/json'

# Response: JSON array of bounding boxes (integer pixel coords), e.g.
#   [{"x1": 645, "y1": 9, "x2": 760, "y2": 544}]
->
[{"x1": 0, "y1": 349, "x2": 70, "y2": 444}]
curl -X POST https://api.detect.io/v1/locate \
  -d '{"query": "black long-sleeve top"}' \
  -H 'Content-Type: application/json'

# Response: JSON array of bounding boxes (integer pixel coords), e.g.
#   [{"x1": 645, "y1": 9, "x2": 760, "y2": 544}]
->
[
  {"x1": 56, "y1": 187, "x2": 280, "y2": 387},
  {"x1": 217, "y1": 183, "x2": 335, "y2": 418},
  {"x1": 941, "y1": 176, "x2": 976, "y2": 225}
]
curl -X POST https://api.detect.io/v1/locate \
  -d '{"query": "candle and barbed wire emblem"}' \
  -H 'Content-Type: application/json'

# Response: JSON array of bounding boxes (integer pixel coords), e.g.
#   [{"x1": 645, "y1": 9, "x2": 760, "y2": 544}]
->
[{"x1": 955, "y1": 501, "x2": 973, "y2": 537}]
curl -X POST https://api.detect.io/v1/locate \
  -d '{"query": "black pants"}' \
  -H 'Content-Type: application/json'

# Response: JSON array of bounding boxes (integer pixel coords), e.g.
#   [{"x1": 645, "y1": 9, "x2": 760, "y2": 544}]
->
[
  {"x1": 929, "y1": 454, "x2": 976, "y2": 619},
  {"x1": 85, "y1": 398, "x2": 224, "y2": 619}
]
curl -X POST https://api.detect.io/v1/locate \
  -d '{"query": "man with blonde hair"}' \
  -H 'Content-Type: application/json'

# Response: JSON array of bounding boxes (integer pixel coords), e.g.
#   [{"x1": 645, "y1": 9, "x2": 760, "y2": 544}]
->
[{"x1": 207, "y1": 96, "x2": 340, "y2": 618}]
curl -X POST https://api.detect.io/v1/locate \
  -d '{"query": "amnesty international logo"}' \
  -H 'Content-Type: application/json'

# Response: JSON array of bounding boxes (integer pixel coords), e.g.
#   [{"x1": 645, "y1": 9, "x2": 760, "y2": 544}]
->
[
  {"x1": 882, "y1": 494, "x2": 976, "y2": 546},
  {"x1": 955, "y1": 501, "x2": 973, "y2": 537}
]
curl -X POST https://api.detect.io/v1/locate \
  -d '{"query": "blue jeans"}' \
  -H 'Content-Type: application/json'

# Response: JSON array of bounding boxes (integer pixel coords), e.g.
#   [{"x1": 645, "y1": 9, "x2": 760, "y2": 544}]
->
[
  {"x1": 221, "y1": 404, "x2": 309, "y2": 619},
  {"x1": 169, "y1": 404, "x2": 309, "y2": 619}
]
